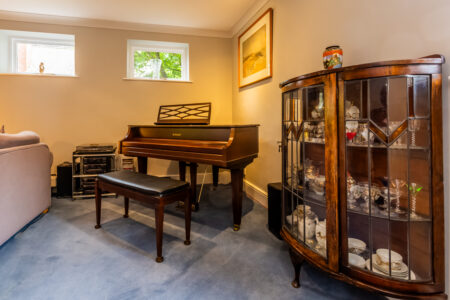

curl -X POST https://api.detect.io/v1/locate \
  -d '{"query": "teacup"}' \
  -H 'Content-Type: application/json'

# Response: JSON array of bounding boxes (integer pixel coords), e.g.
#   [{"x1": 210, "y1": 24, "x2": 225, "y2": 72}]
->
[
  {"x1": 375, "y1": 248, "x2": 403, "y2": 271},
  {"x1": 348, "y1": 238, "x2": 366, "y2": 254}
]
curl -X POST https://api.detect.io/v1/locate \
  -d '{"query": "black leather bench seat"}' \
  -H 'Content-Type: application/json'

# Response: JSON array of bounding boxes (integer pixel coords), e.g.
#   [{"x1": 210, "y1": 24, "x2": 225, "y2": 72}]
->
[{"x1": 97, "y1": 170, "x2": 189, "y2": 196}]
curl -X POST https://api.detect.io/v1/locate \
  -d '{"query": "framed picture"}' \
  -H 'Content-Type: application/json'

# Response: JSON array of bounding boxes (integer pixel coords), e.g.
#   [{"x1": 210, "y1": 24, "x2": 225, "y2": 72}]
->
[{"x1": 238, "y1": 8, "x2": 273, "y2": 88}]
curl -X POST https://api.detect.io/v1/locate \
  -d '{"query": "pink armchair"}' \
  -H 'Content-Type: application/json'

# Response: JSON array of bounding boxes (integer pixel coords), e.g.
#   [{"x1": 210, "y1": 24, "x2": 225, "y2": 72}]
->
[{"x1": 0, "y1": 131, "x2": 52, "y2": 246}]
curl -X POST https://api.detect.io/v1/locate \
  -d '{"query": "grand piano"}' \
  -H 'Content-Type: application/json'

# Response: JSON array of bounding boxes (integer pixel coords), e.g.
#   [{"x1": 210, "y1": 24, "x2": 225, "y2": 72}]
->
[{"x1": 119, "y1": 104, "x2": 259, "y2": 231}]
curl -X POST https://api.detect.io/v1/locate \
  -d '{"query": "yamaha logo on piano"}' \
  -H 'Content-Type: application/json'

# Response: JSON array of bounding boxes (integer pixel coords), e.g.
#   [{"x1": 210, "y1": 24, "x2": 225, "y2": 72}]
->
[{"x1": 172, "y1": 133, "x2": 182, "y2": 137}]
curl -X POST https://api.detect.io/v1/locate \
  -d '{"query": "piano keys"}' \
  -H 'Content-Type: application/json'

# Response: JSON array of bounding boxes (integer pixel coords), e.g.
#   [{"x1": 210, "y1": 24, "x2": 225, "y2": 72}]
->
[{"x1": 119, "y1": 124, "x2": 259, "y2": 231}]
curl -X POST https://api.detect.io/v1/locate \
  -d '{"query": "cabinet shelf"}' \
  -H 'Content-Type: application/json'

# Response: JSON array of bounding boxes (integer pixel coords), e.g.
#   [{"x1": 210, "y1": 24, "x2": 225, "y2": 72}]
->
[
  {"x1": 346, "y1": 143, "x2": 428, "y2": 151},
  {"x1": 347, "y1": 208, "x2": 431, "y2": 222},
  {"x1": 303, "y1": 141, "x2": 325, "y2": 145},
  {"x1": 283, "y1": 185, "x2": 326, "y2": 207}
]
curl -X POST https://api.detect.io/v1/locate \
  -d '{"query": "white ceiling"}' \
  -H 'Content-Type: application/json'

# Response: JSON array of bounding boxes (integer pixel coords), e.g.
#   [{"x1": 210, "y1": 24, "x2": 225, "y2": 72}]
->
[{"x1": 0, "y1": 0, "x2": 267, "y2": 36}]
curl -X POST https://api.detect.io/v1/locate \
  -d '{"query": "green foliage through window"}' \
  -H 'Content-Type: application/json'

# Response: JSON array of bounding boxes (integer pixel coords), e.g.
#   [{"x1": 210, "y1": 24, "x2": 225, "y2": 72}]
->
[{"x1": 134, "y1": 50, "x2": 182, "y2": 79}]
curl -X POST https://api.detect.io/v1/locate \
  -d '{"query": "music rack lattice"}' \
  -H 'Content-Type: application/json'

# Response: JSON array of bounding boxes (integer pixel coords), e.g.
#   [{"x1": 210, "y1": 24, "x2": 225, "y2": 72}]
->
[{"x1": 155, "y1": 102, "x2": 211, "y2": 125}]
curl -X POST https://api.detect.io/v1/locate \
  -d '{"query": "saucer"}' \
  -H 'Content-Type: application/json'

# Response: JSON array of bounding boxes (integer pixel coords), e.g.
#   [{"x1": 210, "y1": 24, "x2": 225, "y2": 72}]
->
[
  {"x1": 366, "y1": 258, "x2": 415, "y2": 280},
  {"x1": 349, "y1": 253, "x2": 365, "y2": 269},
  {"x1": 371, "y1": 254, "x2": 408, "y2": 275}
]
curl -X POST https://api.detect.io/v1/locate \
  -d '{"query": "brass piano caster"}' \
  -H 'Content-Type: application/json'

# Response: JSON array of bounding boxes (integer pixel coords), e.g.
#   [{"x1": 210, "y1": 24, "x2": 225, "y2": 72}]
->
[
  {"x1": 155, "y1": 256, "x2": 164, "y2": 263},
  {"x1": 233, "y1": 224, "x2": 240, "y2": 231},
  {"x1": 184, "y1": 240, "x2": 191, "y2": 246}
]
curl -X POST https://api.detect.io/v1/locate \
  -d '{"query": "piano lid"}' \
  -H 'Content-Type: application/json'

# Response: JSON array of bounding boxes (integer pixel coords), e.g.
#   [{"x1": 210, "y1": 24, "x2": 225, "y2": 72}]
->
[
  {"x1": 125, "y1": 124, "x2": 259, "y2": 142},
  {"x1": 120, "y1": 124, "x2": 259, "y2": 166}
]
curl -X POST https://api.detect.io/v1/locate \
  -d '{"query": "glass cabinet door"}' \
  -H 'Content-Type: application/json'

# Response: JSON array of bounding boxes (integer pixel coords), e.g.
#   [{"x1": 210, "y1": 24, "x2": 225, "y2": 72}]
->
[
  {"x1": 343, "y1": 76, "x2": 432, "y2": 281},
  {"x1": 282, "y1": 84, "x2": 328, "y2": 259}
]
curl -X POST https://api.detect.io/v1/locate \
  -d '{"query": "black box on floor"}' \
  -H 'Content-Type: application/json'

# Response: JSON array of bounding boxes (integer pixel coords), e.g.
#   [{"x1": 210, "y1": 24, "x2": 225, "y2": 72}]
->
[
  {"x1": 57, "y1": 162, "x2": 72, "y2": 197},
  {"x1": 268, "y1": 182, "x2": 282, "y2": 240}
]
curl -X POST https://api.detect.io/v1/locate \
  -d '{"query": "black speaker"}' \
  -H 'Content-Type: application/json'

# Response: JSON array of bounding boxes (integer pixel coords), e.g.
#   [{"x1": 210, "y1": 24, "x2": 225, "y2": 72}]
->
[
  {"x1": 268, "y1": 182, "x2": 282, "y2": 240},
  {"x1": 57, "y1": 162, "x2": 72, "y2": 197}
]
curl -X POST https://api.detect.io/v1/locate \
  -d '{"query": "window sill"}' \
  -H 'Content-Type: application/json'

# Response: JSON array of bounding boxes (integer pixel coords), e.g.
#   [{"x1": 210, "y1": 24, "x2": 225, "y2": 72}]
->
[
  {"x1": 0, "y1": 73, "x2": 78, "y2": 78},
  {"x1": 123, "y1": 77, "x2": 192, "y2": 83}
]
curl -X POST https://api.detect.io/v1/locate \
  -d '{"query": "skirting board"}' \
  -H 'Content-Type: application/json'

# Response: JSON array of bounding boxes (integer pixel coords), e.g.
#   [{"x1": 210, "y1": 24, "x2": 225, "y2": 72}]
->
[{"x1": 243, "y1": 179, "x2": 268, "y2": 208}]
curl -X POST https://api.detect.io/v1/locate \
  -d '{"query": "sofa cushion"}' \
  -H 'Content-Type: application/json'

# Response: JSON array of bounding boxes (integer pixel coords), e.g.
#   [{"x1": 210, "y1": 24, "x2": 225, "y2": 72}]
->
[{"x1": 0, "y1": 131, "x2": 40, "y2": 149}]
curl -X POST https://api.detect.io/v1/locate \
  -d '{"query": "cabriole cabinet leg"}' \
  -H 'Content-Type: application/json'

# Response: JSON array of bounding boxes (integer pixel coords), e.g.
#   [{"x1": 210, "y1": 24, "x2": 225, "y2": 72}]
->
[{"x1": 289, "y1": 248, "x2": 304, "y2": 288}]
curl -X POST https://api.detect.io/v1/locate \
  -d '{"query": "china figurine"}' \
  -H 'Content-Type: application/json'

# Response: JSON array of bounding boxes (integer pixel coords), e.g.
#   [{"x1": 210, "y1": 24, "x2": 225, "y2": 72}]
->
[
  {"x1": 313, "y1": 121, "x2": 325, "y2": 142},
  {"x1": 355, "y1": 123, "x2": 369, "y2": 144},
  {"x1": 345, "y1": 101, "x2": 360, "y2": 120},
  {"x1": 315, "y1": 219, "x2": 326, "y2": 250}
]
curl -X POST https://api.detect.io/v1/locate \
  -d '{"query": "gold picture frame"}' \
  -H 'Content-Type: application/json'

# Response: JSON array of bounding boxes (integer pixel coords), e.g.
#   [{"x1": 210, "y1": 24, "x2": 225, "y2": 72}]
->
[{"x1": 238, "y1": 8, "x2": 273, "y2": 88}]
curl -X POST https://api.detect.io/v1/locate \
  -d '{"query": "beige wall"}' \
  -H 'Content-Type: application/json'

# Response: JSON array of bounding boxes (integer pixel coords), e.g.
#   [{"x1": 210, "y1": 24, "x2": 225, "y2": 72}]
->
[
  {"x1": 232, "y1": 0, "x2": 450, "y2": 293},
  {"x1": 0, "y1": 19, "x2": 233, "y2": 176}
]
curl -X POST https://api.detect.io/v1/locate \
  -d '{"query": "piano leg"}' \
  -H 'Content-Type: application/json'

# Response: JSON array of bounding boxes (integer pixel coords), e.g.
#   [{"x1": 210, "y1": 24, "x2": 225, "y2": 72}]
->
[
  {"x1": 189, "y1": 163, "x2": 199, "y2": 211},
  {"x1": 137, "y1": 157, "x2": 148, "y2": 174},
  {"x1": 231, "y1": 168, "x2": 244, "y2": 231},
  {"x1": 212, "y1": 165, "x2": 219, "y2": 188},
  {"x1": 94, "y1": 181, "x2": 102, "y2": 229},
  {"x1": 179, "y1": 161, "x2": 186, "y2": 181}
]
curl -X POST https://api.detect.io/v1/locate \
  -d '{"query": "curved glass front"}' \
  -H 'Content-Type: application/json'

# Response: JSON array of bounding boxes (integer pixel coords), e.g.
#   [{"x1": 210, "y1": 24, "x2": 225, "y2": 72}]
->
[
  {"x1": 282, "y1": 84, "x2": 327, "y2": 259},
  {"x1": 344, "y1": 76, "x2": 432, "y2": 282}
]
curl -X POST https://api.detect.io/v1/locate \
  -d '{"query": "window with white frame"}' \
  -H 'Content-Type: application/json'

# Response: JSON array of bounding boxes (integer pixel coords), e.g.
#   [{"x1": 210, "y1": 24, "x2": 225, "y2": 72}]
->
[
  {"x1": 127, "y1": 40, "x2": 189, "y2": 81},
  {"x1": 0, "y1": 30, "x2": 75, "y2": 76}
]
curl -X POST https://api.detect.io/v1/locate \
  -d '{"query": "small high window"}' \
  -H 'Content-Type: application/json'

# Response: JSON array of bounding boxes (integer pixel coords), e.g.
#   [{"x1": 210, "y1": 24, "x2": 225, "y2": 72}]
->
[
  {"x1": 0, "y1": 30, "x2": 75, "y2": 76},
  {"x1": 127, "y1": 40, "x2": 189, "y2": 81}
]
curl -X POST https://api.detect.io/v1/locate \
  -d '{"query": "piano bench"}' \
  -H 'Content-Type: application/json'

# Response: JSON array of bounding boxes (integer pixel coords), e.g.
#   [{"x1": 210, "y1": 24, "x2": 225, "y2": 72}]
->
[{"x1": 94, "y1": 170, "x2": 191, "y2": 263}]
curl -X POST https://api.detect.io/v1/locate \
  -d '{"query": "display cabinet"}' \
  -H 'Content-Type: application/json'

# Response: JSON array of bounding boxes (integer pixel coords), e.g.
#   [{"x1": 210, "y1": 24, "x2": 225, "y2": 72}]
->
[{"x1": 279, "y1": 55, "x2": 446, "y2": 299}]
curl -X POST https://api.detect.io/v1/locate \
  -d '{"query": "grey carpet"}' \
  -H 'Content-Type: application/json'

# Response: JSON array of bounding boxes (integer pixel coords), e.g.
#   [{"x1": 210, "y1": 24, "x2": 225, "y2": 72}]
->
[{"x1": 0, "y1": 184, "x2": 386, "y2": 300}]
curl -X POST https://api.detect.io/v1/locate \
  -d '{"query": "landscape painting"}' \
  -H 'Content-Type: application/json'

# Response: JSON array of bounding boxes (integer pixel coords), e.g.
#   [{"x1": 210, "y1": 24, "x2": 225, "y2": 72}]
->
[
  {"x1": 238, "y1": 8, "x2": 273, "y2": 88},
  {"x1": 242, "y1": 24, "x2": 267, "y2": 78}
]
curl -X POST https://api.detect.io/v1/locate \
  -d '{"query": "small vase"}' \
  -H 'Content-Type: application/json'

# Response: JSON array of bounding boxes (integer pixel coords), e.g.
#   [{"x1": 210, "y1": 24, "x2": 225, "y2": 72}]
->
[{"x1": 323, "y1": 45, "x2": 343, "y2": 69}]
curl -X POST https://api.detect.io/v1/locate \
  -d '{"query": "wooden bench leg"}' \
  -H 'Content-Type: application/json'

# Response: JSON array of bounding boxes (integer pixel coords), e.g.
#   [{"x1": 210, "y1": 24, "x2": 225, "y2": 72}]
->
[
  {"x1": 95, "y1": 181, "x2": 102, "y2": 229},
  {"x1": 124, "y1": 197, "x2": 129, "y2": 218},
  {"x1": 184, "y1": 192, "x2": 191, "y2": 246},
  {"x1": 155, "y1": 205, "x2": 164, "y2": 263}
]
